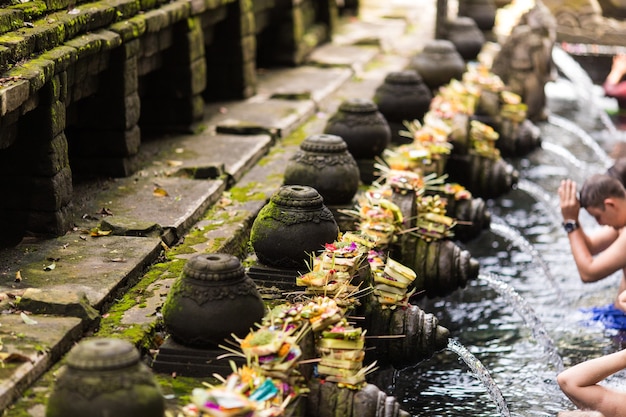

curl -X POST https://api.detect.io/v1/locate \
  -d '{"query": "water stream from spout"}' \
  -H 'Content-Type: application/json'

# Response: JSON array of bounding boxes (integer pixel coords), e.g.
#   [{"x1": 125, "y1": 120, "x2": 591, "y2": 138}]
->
[
  {"x1": 478, "y1": 273, "x2": 564, "y2": 372},
  {"x1": 552, "y1": 46, "x2": 619, "y2": 136},
  {"x1": 446, "y1": 338, "x2": 511, "y2": 417},
  {"x1": 514, "y1": 179, "x2": 561, "y2": 227},
  {"x1": 489, "y1": 217, "x2": 562, "y2": 300},
  {"x1": 540, "y1": 141, "x2": 593, "y2": 172},
  {"x1": 546, "y1": 114, "x2": 613, "y2": 169}
]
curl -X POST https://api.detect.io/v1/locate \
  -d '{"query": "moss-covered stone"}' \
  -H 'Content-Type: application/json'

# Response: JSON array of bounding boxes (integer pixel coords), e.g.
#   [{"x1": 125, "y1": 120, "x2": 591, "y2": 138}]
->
[
  {"x1": 5, "y1": 57, "x2": 55, "y2": 94},
  {"x1": 8, "y1": 0, "x2": 47, "y2": 21},
  {"x1": 0, "y1": 31, "x2": 37, "y2": 65},
  {"x1": 0, "y1": 9, "x2": 24, "y2": 35},
  {"x1": 109, "y1": 14, "x2": 147, "y2": 41}
]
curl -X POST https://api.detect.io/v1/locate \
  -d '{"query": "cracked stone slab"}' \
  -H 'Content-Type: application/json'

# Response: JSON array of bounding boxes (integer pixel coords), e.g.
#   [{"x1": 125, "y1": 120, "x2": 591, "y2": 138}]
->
[
  {"x1": 80, "y1": 175, "x2": 227, "y2": 242},
  {"x1": 149, "y1": 132, "x2": 273, "y2": 185},
  {"x1": 0, "y1": 314, "x2": 83, "y2": 411},
  {"x1": 255, "y1": 66, "x2": 353, "y2": 103},
  {"x1": 332, "y1": 17, "x2": 407, "y2": 49},
  {"x1": 306, "y1": 44, "x2": 379, "y2": 74},
  {"x1": 0, "y1": 234, "x2": 163, "y2": 309},
  {"x1": 207, "y1": 99, "x2": 316, "y2": 139}
]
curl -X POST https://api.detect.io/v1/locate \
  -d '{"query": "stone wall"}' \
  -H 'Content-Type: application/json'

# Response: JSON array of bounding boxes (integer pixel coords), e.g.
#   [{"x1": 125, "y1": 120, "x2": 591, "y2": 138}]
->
[{"x1": 0, "y1": 0, "x2": 338, "y2": 245}]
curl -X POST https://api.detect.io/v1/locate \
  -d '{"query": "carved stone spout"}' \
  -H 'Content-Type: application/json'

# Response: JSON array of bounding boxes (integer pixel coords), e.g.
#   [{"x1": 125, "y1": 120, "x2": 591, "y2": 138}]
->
[
  {"x1": 491, "y1": 2, "x2": 557, "y2": 122},
  {"x1": 394, "y1": 236, "x2": 480, "y2": 298},
  {"x1": 362, "y1": 302, "x2": 450, "y2": 368}
]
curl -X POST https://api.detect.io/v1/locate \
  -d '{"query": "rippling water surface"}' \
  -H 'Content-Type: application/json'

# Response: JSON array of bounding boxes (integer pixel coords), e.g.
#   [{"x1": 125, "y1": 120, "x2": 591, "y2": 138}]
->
[{"x1": 389, "y1": 51, "x2": 626, "y2": 416}]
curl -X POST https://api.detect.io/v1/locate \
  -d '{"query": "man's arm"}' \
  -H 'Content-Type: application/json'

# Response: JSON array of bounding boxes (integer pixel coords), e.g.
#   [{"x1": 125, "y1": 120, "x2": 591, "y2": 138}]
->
[
  {"x1": 557, "y1": 349, "x2": 626, "y2": 415},
  {"x1": 558, "y1": 179, "x2": 623, "y2": 282},
  {"x1": 567, "y1": 226, "x2": 624, "y2": 282}
]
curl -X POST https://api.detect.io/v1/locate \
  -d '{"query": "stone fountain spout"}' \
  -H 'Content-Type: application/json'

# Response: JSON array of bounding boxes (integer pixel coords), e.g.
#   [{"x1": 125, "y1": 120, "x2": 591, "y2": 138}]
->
[{"x1": 491, "y1": 2, "x2": 557, "y2": 122}]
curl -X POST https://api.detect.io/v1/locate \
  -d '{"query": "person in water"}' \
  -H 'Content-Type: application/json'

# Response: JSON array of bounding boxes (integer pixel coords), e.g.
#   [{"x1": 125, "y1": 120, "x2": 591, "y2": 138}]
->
[
  {"x1": 603, "y1": 53, "x2": 626, "y2": 110},
  {"x1": 558, "y1": 174, "x2": 626, "y2": 416},
  {"x1": 557, "y1": 348, "x2": 626, "y2": 417},
  {"x1": 558, "y1": 174, "x2": 626, "y2": 313}
]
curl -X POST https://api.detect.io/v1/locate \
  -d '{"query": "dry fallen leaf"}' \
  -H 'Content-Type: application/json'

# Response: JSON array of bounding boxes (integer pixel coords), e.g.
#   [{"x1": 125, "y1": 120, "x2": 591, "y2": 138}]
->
[
  {"x1": 20, "y1": 312, "x2": 37, "y2": 325},
  {"x1": 0, "y1": 352, "x2": 33, "y2": 363},
  {"x1": 153, "y1": 187, "x2": 169, "y2": 197},
  {"x1": 90, "y1": 228, "x2": 112, "y2": 237},
  {"x1": 166, "y1": 160, "x2": 183, "y2": 167},
  {"x1": 14, "y1": 271, "x2": 21, "y2": 282}
]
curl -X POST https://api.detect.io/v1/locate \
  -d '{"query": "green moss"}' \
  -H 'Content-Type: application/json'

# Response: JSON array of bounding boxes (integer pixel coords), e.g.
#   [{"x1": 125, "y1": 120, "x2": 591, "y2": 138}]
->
[
  {"x1": 156, "y1": 373, "x2": 221, "y2": 409},
  {"x1": 205, "y1": 236, "x2": 225, "y2": 253},
  {"x1": 95, "y1": 261, "x2": 179, "y2": 349},
  {"x1": 8, "y1": 1, "x2": 47, "y2": 20},
  {"x1": 228, "y1": 182, "x2": 266, "y2": 203}
]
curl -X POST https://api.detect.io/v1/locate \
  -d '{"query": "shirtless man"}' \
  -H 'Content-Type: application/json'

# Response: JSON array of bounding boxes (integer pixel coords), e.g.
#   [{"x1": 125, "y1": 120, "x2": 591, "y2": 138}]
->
[{"x1": 558, "y1": 174, "x2": 626, "y2": 311}]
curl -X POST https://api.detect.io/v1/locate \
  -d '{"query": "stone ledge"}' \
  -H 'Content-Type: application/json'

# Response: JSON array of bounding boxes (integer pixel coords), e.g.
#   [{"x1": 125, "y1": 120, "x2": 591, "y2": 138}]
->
[{"x1": 0, "y1": 0, "x2": 234, "y2": 72}]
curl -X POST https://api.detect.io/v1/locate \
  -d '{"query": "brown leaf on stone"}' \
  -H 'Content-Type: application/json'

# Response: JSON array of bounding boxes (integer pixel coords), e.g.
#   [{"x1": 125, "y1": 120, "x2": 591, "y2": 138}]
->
[
  {"x1": 0, "y1": 352, "x2": 33, "y2": 364},
  {"x1": 90, "y1": 228, "x2": 112, "y2": 237},
  {"x1": 153, "y1": 187, "x2": 169, "y2": 197}
]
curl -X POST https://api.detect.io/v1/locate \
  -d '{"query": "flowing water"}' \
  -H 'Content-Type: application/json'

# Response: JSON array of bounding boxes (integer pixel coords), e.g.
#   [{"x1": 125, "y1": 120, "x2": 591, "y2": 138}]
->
[{"x1": 389, "y1": 48, "x2": 626, "y2": 416}]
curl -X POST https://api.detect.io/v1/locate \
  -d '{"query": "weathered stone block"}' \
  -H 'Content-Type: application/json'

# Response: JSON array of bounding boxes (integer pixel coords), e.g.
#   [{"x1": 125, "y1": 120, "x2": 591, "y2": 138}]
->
[
  {"x1": 0, "y1": 79, "x2": 29, "y2": 117},
  {"x1": 19, "y1": 98, "x2": 66, "y2": 139},
  {"x1": 0, "y1": 44, "x2": 11, "y2": 71},
  {"x1": 0, "y1": 31, "x2": 37, "y2": 66},
  {"x1": 141, "y1": 31, "x2": 162, "y2": 58},
  {"x1": 0, "y1": 165, "x2": 73, "y2": 211},
  {"x1": 20, "y1": 288, "x2": 100, "y2": 322},
  {"x1": 71, "y1": 73, "x2": 100, "y2": 102},
  {"x1": 30, "y1": 20, "x2": 66, "y2": 52},
  {"x1": 20, "y1": 91, "x2": 40, "y2": 114},
  {"x1": 137, "y1": 52, "x2": 163, "y2": 75},
  {"x1": 158, "y1": 24, "x2": 174, "y2": 50},
  {"x1": 0, "y1": 132, "x2": 69, "y2": 176},
  {"x1": 40, "y1": 46, "x2": 77, "y2": 73},
  {"x1": 69, "y1": 124, "x2": 140, "y2": 157},
  {"x1": 0, "y1": 10, "x2": 24, "y2": 36},
  {"x1": 240, "y1": 10, "x2": 255, "y2": 36},
  {"x1": 162, "y1": 0, "x2": 191, "y2": 25},
  {"x1": 200, "y1": 4, "x2": 228, "y2": 27},
  {"x1": 7, "y1": 1, "x2": 47, "y2": 21},
  {"x1": 109, "y1": 15, "x2": 147, "y2": 42},
  {"x1": 56, "y1": 71, "x2": 68, "y2": 103},
  {"x1": 116, "y1": 38, "x2": 141, "y2": 59},
  {"x1": 105, "y1": 0, "x2": 142, "y2": 20},
  {"x1": 144, "y1": 8, "x2": 171, "y2": 33},
  {"x1": 25, "y1": 203, "x2": 73, "y2": 236}
]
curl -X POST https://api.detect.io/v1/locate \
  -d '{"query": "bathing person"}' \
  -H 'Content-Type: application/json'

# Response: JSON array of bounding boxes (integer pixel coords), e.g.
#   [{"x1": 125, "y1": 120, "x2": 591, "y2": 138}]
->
[
  {"x1": 558, "y1": 175, "x2": 626, "y2": 416},
  {"x1": 558, "y1": 174, "x2": 626, "y2": 312},
  {"x1": 557, "y1": 348, "x2": 626, "y2": 417},
  {"x1": 603, "y1": 54, "x2": 626, "y2": 110}
]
